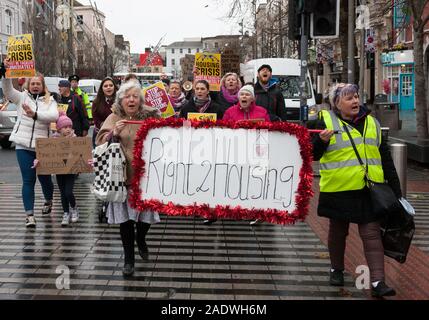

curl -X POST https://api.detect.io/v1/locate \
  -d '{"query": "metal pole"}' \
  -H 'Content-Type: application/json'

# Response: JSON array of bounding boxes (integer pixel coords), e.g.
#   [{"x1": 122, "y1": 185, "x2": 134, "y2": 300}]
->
[
  {"x1": 68, "y1": 0, "x2": 74, "y2": 75},
  {"x1": 300, "y1": 11, "x2": 309, "y2": 124},
  {"x1": 279, "y1": 1, "x2": 283, "y2": 58},
  {"x1": 391, "y1": 143, "x2": 408, "y2": 198},
  {"x1": 359, "y1": 0, "x2": 366, "y2": 100},
  {"x1": 348, "y1": 0, "x2": 355, "y2": 83}
]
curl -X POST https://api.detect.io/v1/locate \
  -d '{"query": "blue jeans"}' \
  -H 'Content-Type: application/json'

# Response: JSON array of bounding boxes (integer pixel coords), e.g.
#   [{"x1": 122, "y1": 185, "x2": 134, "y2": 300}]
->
[{"x1": 16, "y1": 149, "x2": 54, "y2": 214}]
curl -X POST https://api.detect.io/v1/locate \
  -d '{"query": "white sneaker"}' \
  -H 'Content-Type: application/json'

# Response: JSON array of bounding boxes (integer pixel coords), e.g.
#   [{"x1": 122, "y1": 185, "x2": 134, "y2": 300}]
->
[
  {"x1": 61, "y1": 212, "x2": 71, "y2": 226},
  {"x1": 71, "y1": 207, "x2": 79, "y2": 223},
  {"x1": 25, "y1": 215, "x2": 36, "y2": 228}
]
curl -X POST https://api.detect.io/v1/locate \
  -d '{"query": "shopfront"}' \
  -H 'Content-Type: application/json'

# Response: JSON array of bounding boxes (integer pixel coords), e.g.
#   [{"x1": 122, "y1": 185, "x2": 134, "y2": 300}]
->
[{"x1": 381, "y1": 50, "x2": 415, "y2": 110}]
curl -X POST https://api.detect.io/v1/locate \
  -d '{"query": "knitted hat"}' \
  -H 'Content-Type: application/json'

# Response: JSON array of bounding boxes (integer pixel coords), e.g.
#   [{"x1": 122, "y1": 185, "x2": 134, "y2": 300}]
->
[
  {"x1": 56, "y1": 113, "x2": 73, "y2": 130},
  {"x1": 58, "y1": 80, "x2": 71, "y2": 88},
  {"x1": 238, "y1": 85, "x2": 255, "y2": 99}
]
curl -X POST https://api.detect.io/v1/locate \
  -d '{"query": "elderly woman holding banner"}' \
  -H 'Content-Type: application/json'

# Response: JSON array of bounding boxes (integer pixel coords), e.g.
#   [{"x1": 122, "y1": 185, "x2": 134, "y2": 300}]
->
[
  {"x1": 96, "y1": 81, "x2": 161, "y2": 277},
  {"x1": 0, "y1": 61, "x2": 58, "y2": 228}
]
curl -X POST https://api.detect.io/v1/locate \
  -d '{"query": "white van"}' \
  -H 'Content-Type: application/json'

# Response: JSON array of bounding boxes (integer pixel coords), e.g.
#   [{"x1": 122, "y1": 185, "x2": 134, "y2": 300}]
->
[
  {"x1": 240, "y1": 58, "x2": 322, "y2": 121},
  {"x1": 78, "y1": 79, "x2": 102, "y2": 103},
  {"x1": 44, "y1": 77, "x2": 66, "y2": 94}
]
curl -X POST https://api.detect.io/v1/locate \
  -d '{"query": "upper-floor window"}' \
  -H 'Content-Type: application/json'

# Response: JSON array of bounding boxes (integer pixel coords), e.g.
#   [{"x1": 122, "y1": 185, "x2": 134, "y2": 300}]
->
[
  {"x1": 5, "y1": 10, "x2": 13, "y2": 34},
  {"x1": 188, "y1": 48, "x2": 191, "y2": 53},
  {"x1": 172, "y1": 48, "x2": 175, "y2": 54},
  {"x1": 77, "y1": 15, "x2": 84, "y2": 25},
  {"x1": 214, "y1": 42, "x2": 219, "y2": 48},
  {"x1": 180, "y1": 48, "x2": 183, "y2": 54},
  {"x1": 172, "y1": 58, "x2": 175, "y2": 66},
  {"x1": 197, "y1": 48, "x2": 200, "y2": 53}
]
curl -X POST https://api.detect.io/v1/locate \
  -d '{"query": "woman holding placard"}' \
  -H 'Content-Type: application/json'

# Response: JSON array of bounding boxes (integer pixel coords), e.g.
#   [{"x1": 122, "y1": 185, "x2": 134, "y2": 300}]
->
[
  {"x1": 96, "y1": 81, "x2": 161, "y2": 277},
  {"x1": 0, "y1": 61, "x2": 58, "y2": 228},
  {"x1": 168, "y1": 80, "x2": 188, "y2": 115},
  {"x1": 179, "y1": 80, "x2": 224, "y2": 120}
]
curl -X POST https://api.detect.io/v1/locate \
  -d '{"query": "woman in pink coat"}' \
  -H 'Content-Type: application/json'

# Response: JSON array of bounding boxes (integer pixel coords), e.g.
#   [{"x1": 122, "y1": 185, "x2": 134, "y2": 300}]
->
[{"x1": 222, "y1": 85, "x2": 270, "y2": 122}]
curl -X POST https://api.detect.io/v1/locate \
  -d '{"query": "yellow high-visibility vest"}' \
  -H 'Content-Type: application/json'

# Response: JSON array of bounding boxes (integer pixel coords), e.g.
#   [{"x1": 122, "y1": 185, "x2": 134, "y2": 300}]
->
[{"x1": 319, "y1": 110, "x2": 385, "y2": 192}]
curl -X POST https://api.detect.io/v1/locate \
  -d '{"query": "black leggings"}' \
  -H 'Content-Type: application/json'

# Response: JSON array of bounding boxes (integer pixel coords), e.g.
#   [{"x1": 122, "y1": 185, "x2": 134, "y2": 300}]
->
[
  {"x1": 56, "y1": 174, "x2": 76, "y2": 213},
  {"x1": 120, "y1": 220, "x2": 151, "y2": 264}
]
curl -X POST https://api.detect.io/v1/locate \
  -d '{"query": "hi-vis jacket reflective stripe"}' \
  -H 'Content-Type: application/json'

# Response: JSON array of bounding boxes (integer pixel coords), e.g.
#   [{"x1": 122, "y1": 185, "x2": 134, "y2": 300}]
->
[
  {"x1": 319, "y1": 110, "x2": 385, "y2": 192},
  {"x1": 73, "y1": 87, "x2": 92, "y2": 119}
]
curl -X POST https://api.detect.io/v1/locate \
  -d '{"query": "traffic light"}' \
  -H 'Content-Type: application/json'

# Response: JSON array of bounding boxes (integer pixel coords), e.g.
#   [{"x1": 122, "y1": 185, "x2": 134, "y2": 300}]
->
[
  {"x1": 310, "y1": 0, "x2": 340, "y2": 39},
  {"x1": 288, "y1": 0, "x2": 302, "y2": 41}
]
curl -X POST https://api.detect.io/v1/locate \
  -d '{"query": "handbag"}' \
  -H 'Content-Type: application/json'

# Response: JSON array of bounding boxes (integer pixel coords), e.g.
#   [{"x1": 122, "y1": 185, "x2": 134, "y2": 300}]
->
[
  {"x1": 342, "y1": 122, "x2": 400, "y2": 217},
  {"x1": 380, "y1": 199, "x2": 415, "y2": 263},
  {"x1": 91, "y1": 142, "x2": 128, "y2": 203}
]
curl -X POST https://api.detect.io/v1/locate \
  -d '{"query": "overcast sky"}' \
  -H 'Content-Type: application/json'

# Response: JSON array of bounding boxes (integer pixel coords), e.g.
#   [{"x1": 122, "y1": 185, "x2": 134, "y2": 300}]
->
[{"x1": 78, "y1": 0, "x2": 241, "y2": 53}]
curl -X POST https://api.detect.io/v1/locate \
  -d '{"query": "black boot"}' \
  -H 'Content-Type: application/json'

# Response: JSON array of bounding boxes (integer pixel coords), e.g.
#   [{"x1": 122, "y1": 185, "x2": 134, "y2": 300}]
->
[
  {"x1": 329, "y1": 269, "x2": 344, "y2": 286},
  {"x1": 371, "y1": 281, "x2": 396, "y2": 298},
  {"x1": 136, "y1": 222, "x2": 150, "y2": 261},
  {"x1": 120, "y1": 221, "x2": 135, "y2": 277}
]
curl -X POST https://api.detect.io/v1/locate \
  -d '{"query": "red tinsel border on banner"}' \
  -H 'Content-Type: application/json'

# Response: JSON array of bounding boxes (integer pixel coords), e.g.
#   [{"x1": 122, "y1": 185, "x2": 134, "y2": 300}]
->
[{"x1": 129, "y1": 118, "x2": 314, "y2": 225}]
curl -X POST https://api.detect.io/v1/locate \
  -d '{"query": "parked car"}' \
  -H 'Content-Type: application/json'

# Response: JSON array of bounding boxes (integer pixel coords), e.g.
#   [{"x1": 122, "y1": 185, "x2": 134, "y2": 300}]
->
[
  {"x1": 78, "y1": 79, "x2": 102, "y2": 103},
  {"x1": 0, "y1": 101, "x2": 18, "y2": 149}
]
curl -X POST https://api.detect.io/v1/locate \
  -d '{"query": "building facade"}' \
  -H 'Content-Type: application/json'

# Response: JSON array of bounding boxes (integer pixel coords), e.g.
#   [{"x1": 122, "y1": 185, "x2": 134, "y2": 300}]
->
[
  {"x1": 165, "y1": 38, "x2": 203, "y2": 78},
  {"x1": 0, "y1": 0, "x2": 24, "y2": 58}
]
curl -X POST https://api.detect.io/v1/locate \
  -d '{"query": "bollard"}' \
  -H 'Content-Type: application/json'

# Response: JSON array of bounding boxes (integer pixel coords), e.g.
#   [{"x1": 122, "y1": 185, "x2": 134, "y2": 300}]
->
[
  {"x1": 381, "y1": 127, "x2": 390, "y2": 142},
  {"x1": 390, "y1": 143, "x2": 407, "y2": 197}
]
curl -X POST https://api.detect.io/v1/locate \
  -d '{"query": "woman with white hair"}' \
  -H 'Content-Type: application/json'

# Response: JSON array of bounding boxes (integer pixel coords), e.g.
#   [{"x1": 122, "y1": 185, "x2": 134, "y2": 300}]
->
[
  {"x1": 309, "y1": 83, "x2": 402, "y2": 297},
  {"x1": 96, "y1": 81, "x2": 161, "y2": 277}
]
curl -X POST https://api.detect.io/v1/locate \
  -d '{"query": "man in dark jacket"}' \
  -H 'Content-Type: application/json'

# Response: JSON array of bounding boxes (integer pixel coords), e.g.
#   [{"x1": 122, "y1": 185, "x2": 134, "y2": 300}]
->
[
  {"x1": 254, "y1": 64, "x2": 287, "y2": 121},
  {"x1": 58, "y1": 80, "x2": 89, "y2": 137}
]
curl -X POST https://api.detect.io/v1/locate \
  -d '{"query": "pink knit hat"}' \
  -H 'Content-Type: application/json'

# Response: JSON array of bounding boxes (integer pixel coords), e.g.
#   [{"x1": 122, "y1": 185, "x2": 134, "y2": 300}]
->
[{"x1": 56, "y1": 112, "x2": 73, "y2": 130}]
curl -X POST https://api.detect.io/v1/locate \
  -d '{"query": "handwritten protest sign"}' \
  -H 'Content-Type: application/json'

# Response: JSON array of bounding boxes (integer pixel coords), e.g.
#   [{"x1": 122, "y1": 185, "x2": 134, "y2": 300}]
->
[
  {"x1": 36, "y1": 137, "x2": 93, "y2": 175},
  {"x1": 194, "y1": 53, "x2": 222, "y2": 91},
  {"x1": 142, "y1": 82, "x2": 175, "y2": 118},
  {"x1": 187, "y1": 113, "x2": 217, "y2": 122},
  {"x1": 130, "y1": 119, "x2": 313, "y2": 225},
  {"x1": 6, "y1": 34, "x2": 36, "y2": 78},
  {"x1": 221, "y1": 49, "x2": 240, "y2": 76}
]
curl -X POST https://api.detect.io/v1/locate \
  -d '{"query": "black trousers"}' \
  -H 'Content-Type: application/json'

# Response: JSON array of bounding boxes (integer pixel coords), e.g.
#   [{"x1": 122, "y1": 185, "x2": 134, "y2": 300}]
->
[
  {"x1": 119, "y1": 220, "x2": 150, "y2": 264},
  {"x1": 56, "y1": 174, "x2": 76, "y2": 213}
]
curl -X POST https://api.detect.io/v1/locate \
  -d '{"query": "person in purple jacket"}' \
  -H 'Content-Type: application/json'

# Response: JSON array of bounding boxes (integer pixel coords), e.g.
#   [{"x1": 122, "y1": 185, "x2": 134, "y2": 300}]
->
[{"x1": 222, "y1": 85, "x2": 270, "y2": 122}]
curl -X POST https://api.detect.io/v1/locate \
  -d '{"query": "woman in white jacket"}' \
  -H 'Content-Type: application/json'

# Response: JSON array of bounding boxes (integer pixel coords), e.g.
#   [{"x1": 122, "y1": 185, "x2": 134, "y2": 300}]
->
[{"x1": 1, "y1": 62, "x2": 59, "y2": 227}]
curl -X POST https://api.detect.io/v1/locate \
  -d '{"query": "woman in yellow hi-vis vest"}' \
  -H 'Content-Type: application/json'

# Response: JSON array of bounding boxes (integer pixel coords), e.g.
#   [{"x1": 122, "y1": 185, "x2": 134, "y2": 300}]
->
[{"x1": 310, "y1": 83, "x2": 402, "y2": 298}]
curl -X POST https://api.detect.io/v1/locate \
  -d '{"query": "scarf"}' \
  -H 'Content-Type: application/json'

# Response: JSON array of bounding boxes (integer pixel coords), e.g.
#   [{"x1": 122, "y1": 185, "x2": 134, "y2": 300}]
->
[
  {"x1": 221, "y1": 86, "x2": 239, "y2": 104},
  {"x1": 170, "y1": 92, "x2": 187, "y2": 111},
  {"x1": 193, "y1": 96, "x2": 211, "y2": 113}
]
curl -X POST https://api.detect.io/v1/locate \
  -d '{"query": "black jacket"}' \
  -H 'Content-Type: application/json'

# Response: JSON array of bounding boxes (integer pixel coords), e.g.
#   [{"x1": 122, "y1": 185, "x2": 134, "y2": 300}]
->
[
  {"x1": 60, "y1": 94, "x2": 90, "y2": 137},
  {"x1": 254, "y1": 80, "x2": 287, "y2": 121},
  {"x1": 211, "y1": 91, "x2": 237, "y2": 113},
  {"x1": 179, "y1": 98, "x2": 224, "y2": 120},
  {"x1": 309, "y1": 109, "x2": 402, "y2": 224}
]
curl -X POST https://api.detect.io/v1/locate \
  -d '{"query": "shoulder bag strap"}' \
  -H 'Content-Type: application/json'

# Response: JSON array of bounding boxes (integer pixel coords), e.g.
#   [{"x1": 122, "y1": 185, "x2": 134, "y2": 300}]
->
[{"x1": 341, "y1": 121, "x2": 370, "y2": 181}]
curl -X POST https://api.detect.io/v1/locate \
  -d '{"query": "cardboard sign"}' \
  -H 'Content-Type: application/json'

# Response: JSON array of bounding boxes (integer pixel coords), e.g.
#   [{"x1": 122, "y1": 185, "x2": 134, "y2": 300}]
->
[
  {"x1": 35, "y1": 137, "x2": 93, "y2": 175},
  {"x1": 221, "y1": 50, "x2": 240, "y2": 76},
  {"x1": 6, "y1": 34, "x2": 36, "y2": 78},
  {"x1": 187, "y1": 113, "x2": 217, "y2": 122},
  {"x1": 194, "y1": 53, "x2": 222, "y2": 91},
  {"x1": 142, "y1": 82, "x2": 175, "y2": 118}
]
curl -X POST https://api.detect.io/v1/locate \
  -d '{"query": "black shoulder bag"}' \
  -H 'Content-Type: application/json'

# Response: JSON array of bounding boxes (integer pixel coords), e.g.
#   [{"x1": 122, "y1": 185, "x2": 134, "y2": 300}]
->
[{"x1": 342, "y1": 122, "x2": 399, "y2": 218}]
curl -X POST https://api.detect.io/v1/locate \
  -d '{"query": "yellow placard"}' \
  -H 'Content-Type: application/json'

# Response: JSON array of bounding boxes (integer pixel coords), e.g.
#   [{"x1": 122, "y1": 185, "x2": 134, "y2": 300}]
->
[
  {"x1": 142, "y1": 82, "x2": 175, "y2": 118},
  {"x1": 187, "y1": 113, "x2": 217, "y2": 122},
  {"x1": 194, "y1": 53, "x2": 222, "y2": 92},
  {"x1": 6, "y1": 34, "x2": 36, "y2": 79}
]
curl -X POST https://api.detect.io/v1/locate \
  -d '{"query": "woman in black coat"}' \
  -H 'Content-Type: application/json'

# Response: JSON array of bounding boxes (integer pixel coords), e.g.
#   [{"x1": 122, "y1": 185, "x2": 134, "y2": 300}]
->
[
  {"x1": 309, "y1": 83, "x2": 402, "y2": 298},
  {"x1": 179, "y1": 80, "x2": 224, "y2": 120}
]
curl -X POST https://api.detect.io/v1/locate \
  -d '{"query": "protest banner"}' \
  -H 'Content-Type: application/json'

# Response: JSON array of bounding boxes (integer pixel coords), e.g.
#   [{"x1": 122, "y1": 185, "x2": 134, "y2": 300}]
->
[
  {"x1": 129, "y1": 118, "x2": 313, "y2": 225},
  {"x1": 35, "y1": 137, "x2": 93, "y2": 175},
  {"x1": 221, "y1": 49, "x2": 240, "y2": 76},
  {"x1": 187, "y1": 113, "x2": 217, "y2": 122},
  {"x1": 6, "y1": 34, "x2": 36, "y2": 78},
  {"x1": 142, "y1": 82, "x2": 175, "y2": 118},
  {"x1": 194, "y1": 53, "x2": 222, "y2": 91}
]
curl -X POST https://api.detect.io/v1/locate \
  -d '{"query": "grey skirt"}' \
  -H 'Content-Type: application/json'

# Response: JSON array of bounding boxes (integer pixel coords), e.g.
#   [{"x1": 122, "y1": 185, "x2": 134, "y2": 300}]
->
[{"x1": 107, "y1": 196, "x2": 161, "y2": 225}]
